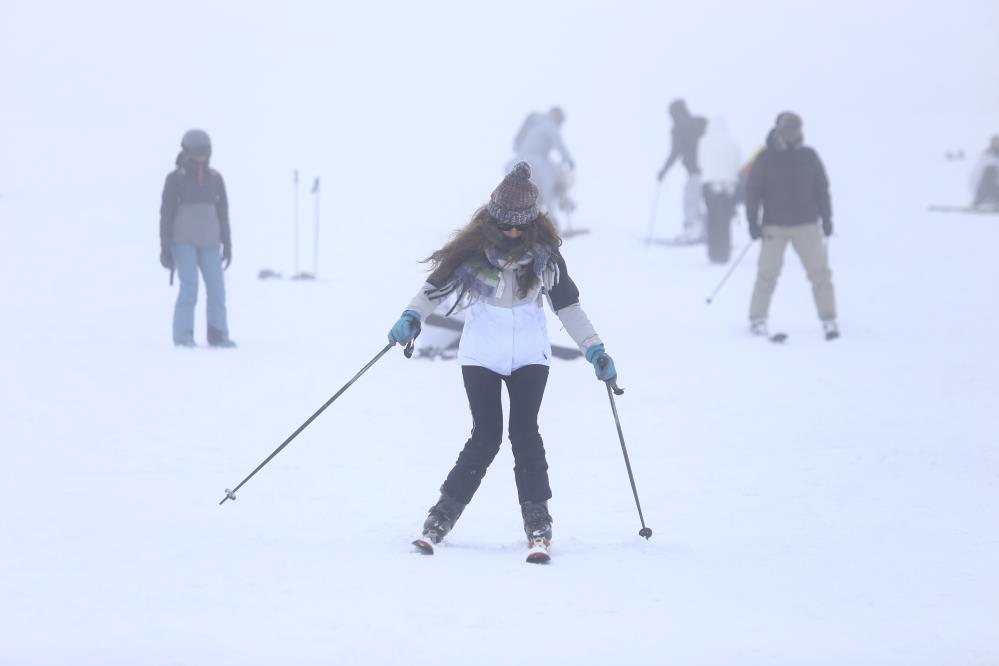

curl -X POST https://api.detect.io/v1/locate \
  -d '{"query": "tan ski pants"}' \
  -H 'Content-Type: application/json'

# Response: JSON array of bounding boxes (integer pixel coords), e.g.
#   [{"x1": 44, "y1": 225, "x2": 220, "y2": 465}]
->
[{"x1": 749, "y1": 223, "x2": 836, "y2": 322}]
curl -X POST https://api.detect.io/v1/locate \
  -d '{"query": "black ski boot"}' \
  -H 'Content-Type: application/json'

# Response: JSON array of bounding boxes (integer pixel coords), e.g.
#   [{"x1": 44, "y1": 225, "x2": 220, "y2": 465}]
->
[
  {"x1": 521, "y1": 500, "x2": 553, "y2": 564},
  {"x1": 412, "y1": 492, "x2": 465, "y2": 554}
]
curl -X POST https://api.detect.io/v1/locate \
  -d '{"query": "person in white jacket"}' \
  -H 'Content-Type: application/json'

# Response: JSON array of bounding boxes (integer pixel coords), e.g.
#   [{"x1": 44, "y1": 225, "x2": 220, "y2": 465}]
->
[
  {"x1": 970, "y1": 135, "x2": 999, "y2": 209},
  {"x1": 698, "y1": 118, "x2": 742, "y2": 263},
  {"x1": 387, "y1": 162, "x2": 615, "y2": 563},
  {"x1": 508, "y1": 107, "x2": 576, "y2": 227}
]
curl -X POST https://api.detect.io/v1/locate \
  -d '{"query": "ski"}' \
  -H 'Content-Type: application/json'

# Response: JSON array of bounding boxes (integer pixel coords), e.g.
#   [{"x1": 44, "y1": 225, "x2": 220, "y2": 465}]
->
[
  {"x1": 646, "y1": 236, "x2": 703, "y2": 247},
  {"x1": 415, "y1": 345, "x2": 459, "y2": 361},
  {"x1": 526, "y1": 537, "x2": 551, "y2": 564},
  {"x1": 927, "y1": 204, "x2": 999, "y2": 215},
  {"x1": 412, "y1": 537, "x2": 435, "y2": 555}
]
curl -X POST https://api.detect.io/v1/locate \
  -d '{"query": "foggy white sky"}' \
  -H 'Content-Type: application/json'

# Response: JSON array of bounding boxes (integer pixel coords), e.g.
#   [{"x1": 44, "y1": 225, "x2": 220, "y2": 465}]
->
[{"x1": 2, "y1": 0, "x2": 996, "y2": 265}]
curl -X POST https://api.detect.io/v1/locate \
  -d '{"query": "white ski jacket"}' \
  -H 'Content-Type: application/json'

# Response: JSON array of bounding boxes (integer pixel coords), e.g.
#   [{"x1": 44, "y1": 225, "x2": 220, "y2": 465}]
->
[
  {"x1": 405, "y1": 254, "x2": 600, "y2": 376},
  {"x1": 698, "y1": 118, "x2": 742, "y2": 189}
]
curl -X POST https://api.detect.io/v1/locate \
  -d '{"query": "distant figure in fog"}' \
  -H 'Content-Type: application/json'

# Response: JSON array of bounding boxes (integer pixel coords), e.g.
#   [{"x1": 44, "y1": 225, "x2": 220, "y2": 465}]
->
[
  {"x1": 698, "y1": 118, "x2": 742, "y2": 263},
  {"x1": 657, "y1": 99, "x2": 708, "y2": 243},
  {"x1": 970, "y1": 135, "x2": 999, "y2": 209},
  {"x1": 745, "y1": 112, "x2": 839, "y2": 340},
  {"x1": 509, "y1": 107, "x2": 576, "y2": 230},
  {"x1": 159, "y1": 129, "x2": 236, "y2": 348}
]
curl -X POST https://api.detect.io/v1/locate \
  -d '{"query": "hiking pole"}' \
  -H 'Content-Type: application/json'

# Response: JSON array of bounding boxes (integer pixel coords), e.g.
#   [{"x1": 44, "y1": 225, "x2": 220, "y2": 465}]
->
[
  {"x1": 705, "y1": 239, "x2": 755, "y2": 304},
  {"x1": 599, "y1": 361, "x2": 653, "y2": 539},
  {"x1": 219, "y1": 337, "x2": 416, "y2": 505},
  {"x1": 644, "y1": 181, "x2": 663, "y2": 245}
]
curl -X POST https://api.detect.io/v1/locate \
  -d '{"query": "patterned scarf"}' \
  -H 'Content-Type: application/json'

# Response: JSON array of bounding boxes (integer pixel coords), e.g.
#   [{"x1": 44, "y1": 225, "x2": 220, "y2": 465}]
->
[{"x1": 426, "y1": 241, "x2": 558, "y2": 315}]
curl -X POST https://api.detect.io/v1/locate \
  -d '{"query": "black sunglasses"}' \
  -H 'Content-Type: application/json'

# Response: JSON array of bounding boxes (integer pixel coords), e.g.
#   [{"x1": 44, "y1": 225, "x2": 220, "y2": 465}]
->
[{"x1": 496, "y1": 221, "x2": 531, "y2": 232}]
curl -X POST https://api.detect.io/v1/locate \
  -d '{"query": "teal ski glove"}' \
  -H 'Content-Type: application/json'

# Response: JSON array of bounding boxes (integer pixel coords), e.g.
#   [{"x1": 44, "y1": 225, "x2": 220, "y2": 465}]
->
[
  {"x1": 585, "y1": 344, "x2": 617, "y2": 382},
  {"x1": 388, "y1": 310, "x2": 421, "y2": 345}
]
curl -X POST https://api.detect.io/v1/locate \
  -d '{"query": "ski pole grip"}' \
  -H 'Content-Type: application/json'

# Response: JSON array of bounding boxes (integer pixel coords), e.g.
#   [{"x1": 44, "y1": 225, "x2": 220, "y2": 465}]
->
[
  {"x1": 403, "y1": 329, "x2": 419, "y2": 359},
  {"x1": 597, "y1": 357, "x2": 624, "y2": 395}
]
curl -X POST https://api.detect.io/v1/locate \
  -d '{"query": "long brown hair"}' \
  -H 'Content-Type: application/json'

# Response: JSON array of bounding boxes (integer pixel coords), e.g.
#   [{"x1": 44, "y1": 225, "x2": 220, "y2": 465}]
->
[{"x1": 422, "y1": 207, "x2": 561, "y2": 296}]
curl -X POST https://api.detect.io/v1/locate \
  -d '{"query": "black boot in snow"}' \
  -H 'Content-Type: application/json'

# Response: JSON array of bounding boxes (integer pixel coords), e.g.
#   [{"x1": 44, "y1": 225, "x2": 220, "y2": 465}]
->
[
  {"x1": 412, "y1": 492, "x2": 465, "y2": 555},
  {"x1": 521, "y1": 500, "x2": 553, "y2": 564}
]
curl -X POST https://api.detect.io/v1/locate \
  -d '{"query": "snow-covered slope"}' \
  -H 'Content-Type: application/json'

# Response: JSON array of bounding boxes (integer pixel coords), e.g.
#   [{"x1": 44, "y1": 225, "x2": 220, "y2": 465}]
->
[{"x1": 1, "y1": 2, "x2": 997, "y2": 665}]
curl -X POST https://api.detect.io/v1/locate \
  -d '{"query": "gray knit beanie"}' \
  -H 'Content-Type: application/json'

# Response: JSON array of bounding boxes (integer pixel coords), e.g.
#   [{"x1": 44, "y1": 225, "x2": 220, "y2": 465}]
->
[{"x1": 487, "y1": 161, "x2": 539, "y2": 226}]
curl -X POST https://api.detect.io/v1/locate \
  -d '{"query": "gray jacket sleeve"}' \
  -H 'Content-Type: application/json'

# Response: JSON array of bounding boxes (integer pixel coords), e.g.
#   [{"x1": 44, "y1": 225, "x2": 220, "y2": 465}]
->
[
  {"x1": 552, "y1": 302, "x2": 602, "y2": 352},
  {"x1": 545, "y1": 254, "x2": 601, "y2": 351},
  {"x1": 404, "y1": 282, "x2": 447, "y2": 320}
]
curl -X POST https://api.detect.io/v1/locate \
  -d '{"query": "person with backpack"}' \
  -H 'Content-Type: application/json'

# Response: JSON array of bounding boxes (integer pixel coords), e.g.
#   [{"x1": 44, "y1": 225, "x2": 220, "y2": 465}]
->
[
  {"x1": 159, "y1": 129, "x2": 236, "y2": 348},
  {"x1": 388, "y1": 162, "x2": 616, "y2": 563},
  {"x1": 657, "y1": 98, "x2": 708, "y2": 243},
  {"x1": 745, "y1": 112, "x2": 839, "y2": 340}
]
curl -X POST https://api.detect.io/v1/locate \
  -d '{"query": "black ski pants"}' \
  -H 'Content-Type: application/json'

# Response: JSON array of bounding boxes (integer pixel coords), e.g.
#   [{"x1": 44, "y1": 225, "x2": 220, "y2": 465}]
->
[
  {"x1": 703, "y1": 184, "x2": 736, "y2": 264},
  {"x1": 441, "y1": 364, "x2": 551, "y2": 505}
]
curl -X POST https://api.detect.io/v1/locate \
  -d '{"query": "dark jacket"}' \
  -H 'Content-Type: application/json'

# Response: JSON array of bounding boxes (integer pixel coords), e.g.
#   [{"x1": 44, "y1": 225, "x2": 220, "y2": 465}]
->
[
  {"x1": 159, "y1": 158, "x2": 231, "y2": 250},
  {"x1": 662, "y1": 115, "x2": 708, "y2": 176},
  {"x1": 745, "y1": 133, "x2": 831, "y2": 228}
]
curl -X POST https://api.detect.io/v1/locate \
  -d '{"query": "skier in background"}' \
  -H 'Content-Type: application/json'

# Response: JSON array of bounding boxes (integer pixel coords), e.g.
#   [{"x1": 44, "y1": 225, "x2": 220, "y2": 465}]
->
[
  {"x1": 970, "y1": 135, "x2": 999, "y2": 209},
  {"x1": 657, "y1": 98, "x2": 708, "y2": 243},
  {"x1": 745, "y1": 112, "x2": 839, "y2": 340},
  {"x1": 387, "y1": 162, "x2": 616, "y2": 563},
  {"x1": 159, "y1": 129, "x2": 236, "y2": 348},
  {"x1": 698, "y1": 118, "x2": 742, "y2": 263},
  {"x1": 508, "y1": 107, "x2": 576, "y2": 231}
]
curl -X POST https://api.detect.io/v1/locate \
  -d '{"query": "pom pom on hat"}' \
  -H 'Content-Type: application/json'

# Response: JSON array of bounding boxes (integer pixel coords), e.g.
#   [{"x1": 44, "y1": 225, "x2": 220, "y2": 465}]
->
[{"x1": 487, "y1": 161, "x2": 540, "y2": 226}]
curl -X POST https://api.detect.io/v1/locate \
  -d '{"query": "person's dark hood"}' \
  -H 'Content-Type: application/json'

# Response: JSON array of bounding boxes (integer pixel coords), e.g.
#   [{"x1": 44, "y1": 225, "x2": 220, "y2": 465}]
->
[
  {"x1": 765, "y1": 128, "x2": 779, "y2": 149},
  {"x1": 767, "y1": 112, "x2": 804, "y2": 151},
  {"x1": 669, "y1": 99, "x2": 691, "y2": 122}
]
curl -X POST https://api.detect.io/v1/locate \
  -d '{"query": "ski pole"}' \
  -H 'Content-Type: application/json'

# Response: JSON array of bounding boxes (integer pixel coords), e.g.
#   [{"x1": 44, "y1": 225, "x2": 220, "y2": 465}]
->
[
  {"x1": 598, "y1": 361, "x2": 653, "y2": 540},
  {"x1": 644, "y1": 181, "x2": 663, "y2": 245},
  {"x1": 293, "y1": 169, "x2": 300, "y2": 276},
  {"x1": 312, "y1": 178, "x2": 320, "y2": 278},
  {"x1": 705, "y1": 239, "x2": 755, "y2": 304},
  {"x1": 219, "y1": 338, "x2": 416, "y2": 505}
]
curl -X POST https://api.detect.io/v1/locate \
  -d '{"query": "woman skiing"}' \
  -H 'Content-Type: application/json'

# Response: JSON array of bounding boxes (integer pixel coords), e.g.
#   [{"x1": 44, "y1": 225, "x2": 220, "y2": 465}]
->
[{"x1": 387, "y1": 162, "x2": 617, "y2": 563}]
